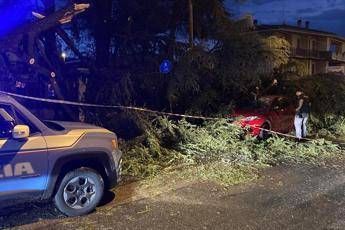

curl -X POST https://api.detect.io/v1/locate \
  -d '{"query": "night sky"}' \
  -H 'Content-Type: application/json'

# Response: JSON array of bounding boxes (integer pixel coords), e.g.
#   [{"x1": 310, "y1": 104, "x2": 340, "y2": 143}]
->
[
  {"x1": 226, "y1": 0, "x2": 345, "y2": 36},
  {"x1": 1, "y1": 1, "x2": 344, "y2": 37}
]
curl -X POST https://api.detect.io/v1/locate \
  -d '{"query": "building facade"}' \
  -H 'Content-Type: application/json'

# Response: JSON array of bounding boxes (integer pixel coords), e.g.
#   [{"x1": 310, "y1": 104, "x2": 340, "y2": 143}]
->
[{"x1": 256, "y1": 20, "x2": 345, "y2": 75}]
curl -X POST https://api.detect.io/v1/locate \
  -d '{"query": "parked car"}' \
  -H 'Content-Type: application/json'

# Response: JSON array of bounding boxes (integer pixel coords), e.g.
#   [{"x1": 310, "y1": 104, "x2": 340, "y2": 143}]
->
[
  {"x1": 230, "y1": 95, "x2": 295, "y2": 138},
  {"x1": 0, "y1": 93, "x2": 122, "y2": 217}
]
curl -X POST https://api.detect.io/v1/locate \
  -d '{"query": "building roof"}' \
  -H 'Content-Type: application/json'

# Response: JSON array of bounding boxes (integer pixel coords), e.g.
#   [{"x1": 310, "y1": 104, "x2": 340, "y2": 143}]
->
[{"x1": 256, "y1": 24, "x2": 345, "y2": 42}]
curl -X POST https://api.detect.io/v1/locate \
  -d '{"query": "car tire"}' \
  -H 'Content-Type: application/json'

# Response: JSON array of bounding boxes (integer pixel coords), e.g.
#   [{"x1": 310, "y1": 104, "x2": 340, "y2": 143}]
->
[
  {"x1": 54, "y1": 168, "x2": 104, "y2": 217},
  {"x1": 259, "y1": 122, "x2": 271, "y2": 140}
]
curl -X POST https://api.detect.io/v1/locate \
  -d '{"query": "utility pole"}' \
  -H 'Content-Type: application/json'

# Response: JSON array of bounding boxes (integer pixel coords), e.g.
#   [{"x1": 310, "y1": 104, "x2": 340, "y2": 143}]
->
[{"x1": 188, "y1": 0, "x2": 194, "y2": 48}]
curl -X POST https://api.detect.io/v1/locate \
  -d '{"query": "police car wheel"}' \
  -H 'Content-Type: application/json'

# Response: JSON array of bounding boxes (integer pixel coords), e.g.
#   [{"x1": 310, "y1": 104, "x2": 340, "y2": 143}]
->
[{"x1": 54, "y1": 168, "x2": 104, "y2": 217}]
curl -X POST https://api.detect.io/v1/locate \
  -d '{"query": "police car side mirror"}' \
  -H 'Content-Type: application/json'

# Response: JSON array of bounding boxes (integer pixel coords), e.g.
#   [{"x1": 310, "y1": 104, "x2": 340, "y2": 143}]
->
[{"x1": 12, "y1": 125, "x2": 30, "y2": 140}]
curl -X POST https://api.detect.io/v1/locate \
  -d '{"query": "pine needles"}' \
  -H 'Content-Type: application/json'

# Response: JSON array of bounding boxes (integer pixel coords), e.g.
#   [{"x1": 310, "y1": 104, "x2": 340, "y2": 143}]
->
[{"x1": 120, "y1": 116, "x2": 343, "y2": 185}]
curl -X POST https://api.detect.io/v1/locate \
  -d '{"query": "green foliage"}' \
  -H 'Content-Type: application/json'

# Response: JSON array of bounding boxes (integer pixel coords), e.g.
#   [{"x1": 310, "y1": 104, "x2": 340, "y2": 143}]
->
[
  {"x1": 174, "y1": 119, "x2": 340, "y2": 166},
  {"x1": 259, "y1": 36, "x2": 291, "y2": 74},
  {"x1": 120, "y1": 115, "x2": 190, "y2": 178},
  {"x1": 121, "y1": 115, "x2": 342, "y2": 181},
  {"x1": 310, "y1": 115, "x2": 345, "y2": 139}
]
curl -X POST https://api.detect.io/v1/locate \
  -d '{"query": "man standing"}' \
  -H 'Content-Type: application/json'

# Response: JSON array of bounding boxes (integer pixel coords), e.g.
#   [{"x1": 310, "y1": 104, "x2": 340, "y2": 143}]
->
[{"x1": 294, "y1": 91, "x2": 310, "y2": 140}]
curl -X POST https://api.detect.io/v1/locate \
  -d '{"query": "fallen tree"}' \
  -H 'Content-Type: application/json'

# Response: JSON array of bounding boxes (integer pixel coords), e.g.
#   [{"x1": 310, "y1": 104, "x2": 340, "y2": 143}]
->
[{"x1": 120, "y1": 114, "x2": 342, "y2": 184}]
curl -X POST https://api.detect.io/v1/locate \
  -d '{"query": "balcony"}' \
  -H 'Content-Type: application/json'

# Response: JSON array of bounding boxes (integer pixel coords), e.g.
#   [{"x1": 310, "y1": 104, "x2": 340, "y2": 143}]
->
[
  {"x1": 330, "y1": 52, "x2": 345, "y2": 62},
  {"x1": 290, "y1": 48, "x2": 345, "y2": 63},
  {"x1": 290, "y1": 48, "x2": 330, "y2": 60}
]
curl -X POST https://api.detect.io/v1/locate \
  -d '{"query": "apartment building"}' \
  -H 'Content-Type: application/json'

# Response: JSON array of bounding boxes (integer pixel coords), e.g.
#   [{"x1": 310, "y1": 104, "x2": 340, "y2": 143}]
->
[{"x1": 255, "y1": 20, "x2": 345, "y2": 75}]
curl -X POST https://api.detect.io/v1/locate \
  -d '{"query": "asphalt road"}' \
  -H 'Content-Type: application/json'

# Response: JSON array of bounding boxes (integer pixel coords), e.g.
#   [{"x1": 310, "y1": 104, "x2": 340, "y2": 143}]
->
[{"x1": 2, "y1": 161, "x2": 345, "y2": 230}]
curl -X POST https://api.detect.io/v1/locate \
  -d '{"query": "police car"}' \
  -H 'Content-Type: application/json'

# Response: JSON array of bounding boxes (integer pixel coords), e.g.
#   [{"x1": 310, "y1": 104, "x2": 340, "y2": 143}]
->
[{"x1": 0, "y1": 93, "x2": 122, "y2": 217}]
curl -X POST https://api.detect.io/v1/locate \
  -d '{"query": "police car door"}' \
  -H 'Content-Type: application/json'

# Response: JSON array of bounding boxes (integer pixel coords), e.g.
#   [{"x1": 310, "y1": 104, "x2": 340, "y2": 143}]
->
[{"x1": 0, "y1": 103, "x2": 48, "y2": 201}]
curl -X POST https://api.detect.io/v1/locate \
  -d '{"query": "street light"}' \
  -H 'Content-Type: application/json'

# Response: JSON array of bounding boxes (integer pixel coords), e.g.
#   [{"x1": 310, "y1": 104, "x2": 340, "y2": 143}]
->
[{"x1": 61, "y1": 52, "x2": 67, "y2": 62}]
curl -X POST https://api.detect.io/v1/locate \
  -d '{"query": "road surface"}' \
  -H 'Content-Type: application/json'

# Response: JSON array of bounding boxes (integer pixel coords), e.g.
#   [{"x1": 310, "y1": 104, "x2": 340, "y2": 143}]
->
[{"x1": 2, "y1": 161, "x2": 345, "y2": 229}]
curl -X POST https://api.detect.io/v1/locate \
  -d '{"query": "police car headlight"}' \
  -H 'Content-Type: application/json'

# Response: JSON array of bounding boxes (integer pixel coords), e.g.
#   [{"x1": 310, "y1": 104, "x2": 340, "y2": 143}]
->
[{"x1": 243, "y1": 116, "x2": 259, "y2": 122}]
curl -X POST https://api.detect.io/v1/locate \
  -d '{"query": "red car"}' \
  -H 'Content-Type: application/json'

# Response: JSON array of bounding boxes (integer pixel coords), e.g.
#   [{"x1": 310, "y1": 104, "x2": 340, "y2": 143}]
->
[{"x1": 231, "y1": 96, "x2": 295, "y2": 138}]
